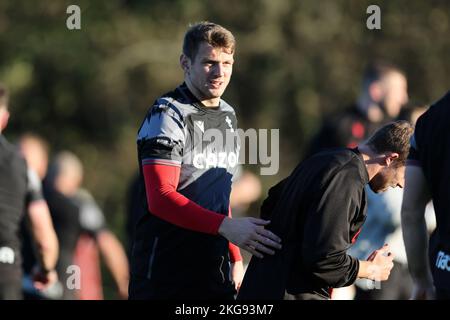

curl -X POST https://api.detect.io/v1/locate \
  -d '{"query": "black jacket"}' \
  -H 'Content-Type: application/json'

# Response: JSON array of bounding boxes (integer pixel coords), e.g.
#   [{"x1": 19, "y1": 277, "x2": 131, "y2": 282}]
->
[{"x1": 238, "y1": 148, "x2": 369, "y2": 299}]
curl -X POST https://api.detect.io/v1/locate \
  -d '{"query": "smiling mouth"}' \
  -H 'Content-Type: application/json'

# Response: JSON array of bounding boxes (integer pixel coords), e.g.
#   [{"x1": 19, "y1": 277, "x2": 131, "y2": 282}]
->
[{"x1": 209, "y1": 80, "x2": 223, "y2": 88}]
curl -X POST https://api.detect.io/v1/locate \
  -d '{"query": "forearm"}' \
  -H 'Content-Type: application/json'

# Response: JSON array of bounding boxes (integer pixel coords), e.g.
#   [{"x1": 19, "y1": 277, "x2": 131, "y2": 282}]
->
[
  {"x1": 97, "y1": 230, "x2": 129, "y2": 296},
  {"x1": 402, "y1": 209, "x2": 433, "y2": 285},
  {"x1": 28, "y1": 200, "x2": 59, "y2": 271},
  {"x1": 401, "y1": 165, "x2": 433, "y2": 286}
]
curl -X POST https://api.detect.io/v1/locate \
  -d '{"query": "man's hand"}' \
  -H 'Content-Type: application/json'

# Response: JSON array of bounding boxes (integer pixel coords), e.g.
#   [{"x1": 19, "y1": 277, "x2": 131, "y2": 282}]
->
[
  {"x1": 366, "y1": 244, "x2": 395, "y2": 281},
  {"x1": 32, "y1": 265, "x2": 58, "y2": 291},
  {"x1": 358, "y1": 244, "x2": 395, "y2": 282},
  {"x1": 231, "y1": 261, "x2": 244, "y2": 291},
  {"x1": 218, "y1": 217, "x2": 282, "y2": 258}
]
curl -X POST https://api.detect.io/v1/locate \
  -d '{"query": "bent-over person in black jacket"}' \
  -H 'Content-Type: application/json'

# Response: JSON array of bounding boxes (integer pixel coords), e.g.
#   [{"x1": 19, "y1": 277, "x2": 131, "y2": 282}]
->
[{"x1": 238, "y1": 120, "x2": 413, "y2": 300}]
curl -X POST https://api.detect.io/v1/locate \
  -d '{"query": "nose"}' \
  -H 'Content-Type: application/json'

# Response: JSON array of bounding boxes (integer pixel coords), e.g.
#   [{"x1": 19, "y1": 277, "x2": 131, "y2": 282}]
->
[{"x1": 212, "y1": 63, "x2": 225, "y2": 77}]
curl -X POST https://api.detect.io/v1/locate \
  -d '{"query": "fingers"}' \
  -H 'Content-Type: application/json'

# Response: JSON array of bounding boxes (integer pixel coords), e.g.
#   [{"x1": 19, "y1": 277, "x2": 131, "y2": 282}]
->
[
  {"x1": 256, "y1": 227, "x2": 282, "y2": 244},
  {"x1": 254, "y1": 233, "x2": 282, "y2": 250},
  {"x1": 33, "y1": 281, "x2": 44, "y2": 291},
  {"x1": 243, "y1": 244, "x2": 264, "y2": 258},
  {"x1": 366, "y1": 251, "x2": 376, "y2": 261},
  {"x1": 33, "y1": 278, "x2": 49, "y2": 291},
  {"x1": 243, "y1": 236, "x2": 280, "y2": 258},
  {"x1": 248, "y1": 240, "x2": 275, "y2": 255},
  {"x1": 249, "y1": 218, "x2": 271, "y2": 226},
  {"x1": 235, "y1": 218, "x2": 282, "y2": 258},
  {"x1": 380, "y1": 243, "x2": 390, "y2": 253}
]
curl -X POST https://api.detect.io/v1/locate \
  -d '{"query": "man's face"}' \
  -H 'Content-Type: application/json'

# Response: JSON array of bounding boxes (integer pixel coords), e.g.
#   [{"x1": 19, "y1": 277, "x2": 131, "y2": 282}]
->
[
  {"x1": 0, "y1": 106, "x2": 10, "y2": 131},
  {"x1": 20, "y1": 139, "x2": 49, "y2": 179},
  {"x1": 378, "y1": 72, "x2": 409, "y2": 118},
  {"x1": 183, "y1": 42, "x2": 234, "y2": 104},
  {"x1": 369, "y1": 164, "x2": 405, "y2": 193}
]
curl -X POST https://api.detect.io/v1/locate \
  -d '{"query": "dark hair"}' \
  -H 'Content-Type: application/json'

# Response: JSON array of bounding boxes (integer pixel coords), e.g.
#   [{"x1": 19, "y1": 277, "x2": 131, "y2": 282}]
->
[
  {"x1": 362, "y1": 61, "x2": 405, "y2": 87},
  {"x1": 366, "y1": 120, "x2": 414, "y2": 167},
  {"x1": 0, "y1": 83, "x2": 9, "y2": 108},
  {"x1": 182, "y1": 21, "x2": 235, "y2": 61}
]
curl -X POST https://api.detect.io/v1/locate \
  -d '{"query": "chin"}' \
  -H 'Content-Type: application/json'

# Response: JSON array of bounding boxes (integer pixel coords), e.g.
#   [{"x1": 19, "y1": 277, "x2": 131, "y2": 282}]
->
[{"x1": 208, "y1": 88, "x2": 225, "y2": 97}]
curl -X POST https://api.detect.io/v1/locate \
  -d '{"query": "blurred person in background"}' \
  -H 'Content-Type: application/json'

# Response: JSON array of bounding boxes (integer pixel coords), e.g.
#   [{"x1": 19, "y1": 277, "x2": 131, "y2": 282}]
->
[
  {"x1": 402, "y1": 91, "x2": 450, "y2": 300},
  {"x1": 308, "y1": 61, "x2": 408, "y2": 155},
  {"x1": 18, "y1": 133, "x2": 63, "y2": 299},
  {"x1": 229, "y1": 169, "x2": 262, "y2": 218},
  {"x1": 0, "y1": 84, "x2": 58, "y2": 299},
  {"x1": 43, "y1": 151, "x2": 129, "y2": 299},
  {"x1": 72, "y1": 189, "x2": 129, "y2": 300}
]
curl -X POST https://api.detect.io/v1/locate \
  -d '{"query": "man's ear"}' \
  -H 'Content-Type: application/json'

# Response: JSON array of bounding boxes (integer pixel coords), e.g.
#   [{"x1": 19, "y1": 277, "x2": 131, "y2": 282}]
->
[
  {"x1": 180, "y1": 54, "x2": 190, "y2": 74},
  {"x1": 385, "y1": 152, "x2": 399, "y2": 167}
]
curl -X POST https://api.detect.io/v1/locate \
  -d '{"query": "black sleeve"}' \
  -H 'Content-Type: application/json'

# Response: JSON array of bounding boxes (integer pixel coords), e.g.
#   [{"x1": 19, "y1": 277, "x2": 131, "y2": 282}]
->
[
  {"x1": 26, "y1": 168, "x2": 44, "y2": 204},
  {"x1": 301, "y1": 166, "x2": 361, "y2": 288},
  {"x1": 137, "y1": 102, "x2": 186, "y2": 166}
]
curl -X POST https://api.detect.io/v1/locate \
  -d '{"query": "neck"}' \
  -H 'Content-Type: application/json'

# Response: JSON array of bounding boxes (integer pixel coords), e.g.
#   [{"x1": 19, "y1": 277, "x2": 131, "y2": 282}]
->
[
  {"x1": 357, "y1": 144, "x2": 383, "y2": 180},
  {"x1": 184, "y1": 79, "x2": 220, "y2": 107}
]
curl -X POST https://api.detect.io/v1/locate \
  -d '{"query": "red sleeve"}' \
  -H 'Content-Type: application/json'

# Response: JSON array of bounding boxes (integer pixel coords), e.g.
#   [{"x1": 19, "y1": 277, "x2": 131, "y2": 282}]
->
[
  {"x1": 228, "y1": 206, "x2": 242, "y2": 262},
  {"x1": 143, "y1": 163, "x2": 226, "y2": 235}
]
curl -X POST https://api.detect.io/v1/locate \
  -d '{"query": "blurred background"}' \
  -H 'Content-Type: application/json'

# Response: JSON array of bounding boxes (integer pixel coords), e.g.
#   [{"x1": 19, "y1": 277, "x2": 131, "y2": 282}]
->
[{"x1": 1, "y1": 0, "x2": 449, "y2": 298}]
